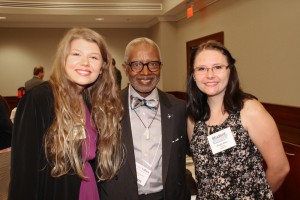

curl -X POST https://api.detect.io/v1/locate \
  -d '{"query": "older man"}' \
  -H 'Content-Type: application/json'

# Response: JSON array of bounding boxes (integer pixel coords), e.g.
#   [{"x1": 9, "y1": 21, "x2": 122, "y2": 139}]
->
[{"x1": 100, "y1": 37, "x2": 190, "y2": 200}]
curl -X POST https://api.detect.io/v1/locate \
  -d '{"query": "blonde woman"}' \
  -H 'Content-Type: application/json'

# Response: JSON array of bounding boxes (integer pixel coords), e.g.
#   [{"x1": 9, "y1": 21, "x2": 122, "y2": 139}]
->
[{"x1": 9, "y1": 27, "x2": 124, "y2": 200}]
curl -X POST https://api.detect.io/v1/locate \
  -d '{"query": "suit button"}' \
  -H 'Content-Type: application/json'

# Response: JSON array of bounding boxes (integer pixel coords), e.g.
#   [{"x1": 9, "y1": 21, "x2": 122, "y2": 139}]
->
[{"x1": 114, "y1": 175, "x2": 118, "y2": 180}]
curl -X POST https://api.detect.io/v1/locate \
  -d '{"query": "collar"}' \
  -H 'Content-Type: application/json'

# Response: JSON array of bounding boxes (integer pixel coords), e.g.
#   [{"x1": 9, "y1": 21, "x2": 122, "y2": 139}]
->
[{"x1": 129, "y1": 84, "x2": 159, "y2": 101}]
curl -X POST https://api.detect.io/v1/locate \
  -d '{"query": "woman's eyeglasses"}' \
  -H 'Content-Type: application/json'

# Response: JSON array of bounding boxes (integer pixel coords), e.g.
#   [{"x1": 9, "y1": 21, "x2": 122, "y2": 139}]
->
[{"x1": 194, "y1": 65, "x2": 229, "y2": 75}]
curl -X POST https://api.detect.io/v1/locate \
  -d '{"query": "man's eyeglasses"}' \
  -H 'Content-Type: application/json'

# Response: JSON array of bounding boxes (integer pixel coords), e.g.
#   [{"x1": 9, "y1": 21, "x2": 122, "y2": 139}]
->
[
  {"x1": 127, "y1": 61, "x2": 161, "y2": 73},
  {"x1": 194, "y1": 65, "x2": 229, "y2": 75}
]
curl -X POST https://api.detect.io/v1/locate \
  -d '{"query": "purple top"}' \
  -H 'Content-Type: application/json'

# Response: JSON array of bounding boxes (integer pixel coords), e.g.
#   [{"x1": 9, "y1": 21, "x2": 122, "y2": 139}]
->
[{"x1": 79, "y1": 105, "x2": 100, "y2": 200}]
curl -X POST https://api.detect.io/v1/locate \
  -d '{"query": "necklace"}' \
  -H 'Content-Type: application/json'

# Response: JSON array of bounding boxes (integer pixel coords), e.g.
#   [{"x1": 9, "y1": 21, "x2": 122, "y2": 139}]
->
[
  {"x1": 207, "y1": 112, "x2": 226, "y2": 134},
  {"x1": 133, "y1": 106, "x2": 159, "y2": 140}
]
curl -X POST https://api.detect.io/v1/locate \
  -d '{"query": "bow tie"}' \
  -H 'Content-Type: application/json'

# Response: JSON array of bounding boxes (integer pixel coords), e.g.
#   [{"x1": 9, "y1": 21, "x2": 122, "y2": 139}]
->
[{"x1": 130, "y1": 95, "x2": 159, "y2": 111}]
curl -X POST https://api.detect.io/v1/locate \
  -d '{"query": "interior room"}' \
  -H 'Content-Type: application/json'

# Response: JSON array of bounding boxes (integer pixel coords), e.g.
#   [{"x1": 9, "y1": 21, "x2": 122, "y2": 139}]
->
[{"x1": 1, "y1": 0, "x2": 299, "y2": 199}]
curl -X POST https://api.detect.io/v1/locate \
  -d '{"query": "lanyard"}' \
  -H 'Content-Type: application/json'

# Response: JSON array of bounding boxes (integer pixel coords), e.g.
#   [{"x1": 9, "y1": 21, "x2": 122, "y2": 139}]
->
[{"x1": 142, "y1": 135, "x2": 162, "y2": 168}]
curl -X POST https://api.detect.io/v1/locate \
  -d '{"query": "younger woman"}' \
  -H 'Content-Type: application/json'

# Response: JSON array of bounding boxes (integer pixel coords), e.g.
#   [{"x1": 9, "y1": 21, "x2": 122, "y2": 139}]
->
[
  {"x1": 9, "y1": 27, "x2": 124, "y2": 200},
  {"x1": 187, "y1": 40, "x2": 289, "y2": 199}
]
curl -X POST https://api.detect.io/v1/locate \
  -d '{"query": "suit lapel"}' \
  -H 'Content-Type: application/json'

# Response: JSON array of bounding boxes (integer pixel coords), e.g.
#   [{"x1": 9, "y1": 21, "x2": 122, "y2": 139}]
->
[
  {"x1": 121, "y1": 88, "x2": 176, "y2": 184},
  {"x1": 159, "y1": 90, "x2": 175, "y2": 185},
  {"x1": 120, "y1": 87, "x2": 137, "y2": 179}
]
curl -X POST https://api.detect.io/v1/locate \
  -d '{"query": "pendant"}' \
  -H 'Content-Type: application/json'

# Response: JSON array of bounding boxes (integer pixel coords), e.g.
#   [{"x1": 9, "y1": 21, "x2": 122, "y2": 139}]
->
[
  {"x1": 144, "y1": 128, "x2": 150, "y2": 140},
  {"x1": 208, "y1": 126, "x2": 214, "y2": 135}
]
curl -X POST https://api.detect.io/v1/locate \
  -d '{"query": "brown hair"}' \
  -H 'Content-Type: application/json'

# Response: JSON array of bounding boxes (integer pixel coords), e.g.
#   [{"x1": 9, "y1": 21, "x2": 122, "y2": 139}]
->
[
  {"x1": 33, "y1": 65, "x2": 44, "y2": 75},
  {"x1": 187, "y1": 40, "x2": 256, "y2": 122}
]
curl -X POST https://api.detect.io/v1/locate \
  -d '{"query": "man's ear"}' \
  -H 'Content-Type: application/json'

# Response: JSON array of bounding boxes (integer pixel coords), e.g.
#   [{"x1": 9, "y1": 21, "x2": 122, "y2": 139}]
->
[
  {"x1": 122, "y1": 63, "x2": 128, "y2": 75},
  {"x1": 122, "y1": 63, "x2": 126, "y2": 71}
]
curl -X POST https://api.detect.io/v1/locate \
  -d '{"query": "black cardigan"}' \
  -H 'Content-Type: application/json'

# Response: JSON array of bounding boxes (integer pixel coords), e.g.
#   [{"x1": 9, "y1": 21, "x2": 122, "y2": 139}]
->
[{"x1": 9, "y1": 82, "x2": 85, "y2": 200}]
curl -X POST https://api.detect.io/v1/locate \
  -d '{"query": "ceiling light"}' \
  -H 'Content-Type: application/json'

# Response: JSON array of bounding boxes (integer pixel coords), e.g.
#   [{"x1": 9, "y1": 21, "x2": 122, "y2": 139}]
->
[
  {"x1": 96, "y1": 18, "x2": 104, "y2": 21},
  {"x1": 0, "y1": 16, "x2": 6, "y2": 20}
]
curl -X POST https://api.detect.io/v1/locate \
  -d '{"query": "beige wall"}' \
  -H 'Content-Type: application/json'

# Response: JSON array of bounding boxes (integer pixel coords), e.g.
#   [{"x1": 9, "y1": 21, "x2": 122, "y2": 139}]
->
[
  {"x1": 150, "y1": 21, "x2": 178, "y2": 90},
  {"x1": 0, "y1": 28, "x2": 63, "y2": 95},
  {"x1": 1, "y1": 0, "x2": 299, "y2": 107},
  {"x1": 0, "y1": 28, "x2": 150, "y2": 96},
  {"x1": 161, "y1": 0, "x2": 300, "y2": 107}
]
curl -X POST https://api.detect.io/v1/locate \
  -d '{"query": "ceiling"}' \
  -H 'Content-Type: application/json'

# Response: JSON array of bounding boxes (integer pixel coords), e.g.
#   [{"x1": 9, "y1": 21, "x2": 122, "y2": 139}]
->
[{"x1": 0, "y1": 0, "x2": 219, "y2": 28}]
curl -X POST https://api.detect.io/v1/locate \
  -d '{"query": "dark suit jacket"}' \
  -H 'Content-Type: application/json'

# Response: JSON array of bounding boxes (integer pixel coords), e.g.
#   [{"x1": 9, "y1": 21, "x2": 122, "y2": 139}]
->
[
  {"x1": 100, "y1": 87, "x2": 190, "y2": 200},
  {"x1": 25, "y1": 76, "x2": 43, "y2": 91}
]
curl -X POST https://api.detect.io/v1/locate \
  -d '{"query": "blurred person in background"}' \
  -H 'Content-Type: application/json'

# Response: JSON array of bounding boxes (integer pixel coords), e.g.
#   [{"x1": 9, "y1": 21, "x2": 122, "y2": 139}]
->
[
  {"x1": 0, "y1": 95, "x2": 12, "y2": 200},
  {"x1": 0, "y1": 95, "x2": 12, "y2": 151},
  {"x1": 24, "y1": 65, "x2": 45, "y2": 91},
  {"x1": 112, "y1": 58, "x2": 122, "y2": 89}
]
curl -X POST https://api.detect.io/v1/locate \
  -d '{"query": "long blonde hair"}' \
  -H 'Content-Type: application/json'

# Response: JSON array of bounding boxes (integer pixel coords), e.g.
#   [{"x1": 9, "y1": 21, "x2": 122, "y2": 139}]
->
[{"x1": 44, "y1": 27, "x2": 124, "y2": 180}]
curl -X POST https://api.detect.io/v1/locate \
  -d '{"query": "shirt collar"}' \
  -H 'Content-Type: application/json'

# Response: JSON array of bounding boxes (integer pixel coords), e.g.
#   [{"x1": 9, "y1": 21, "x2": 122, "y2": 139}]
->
[{"x1": 129, "y1": 84, "x2": 159, "y2": 101}]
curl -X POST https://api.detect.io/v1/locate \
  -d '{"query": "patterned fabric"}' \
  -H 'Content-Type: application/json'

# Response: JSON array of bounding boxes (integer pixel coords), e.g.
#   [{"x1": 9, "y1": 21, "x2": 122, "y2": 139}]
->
[
  {"x1": 130, "y1": 95, "x2": 159, "y2": 111},
  {"x1": 190, "y1": 112, "x2": 273, "y2": 200}
]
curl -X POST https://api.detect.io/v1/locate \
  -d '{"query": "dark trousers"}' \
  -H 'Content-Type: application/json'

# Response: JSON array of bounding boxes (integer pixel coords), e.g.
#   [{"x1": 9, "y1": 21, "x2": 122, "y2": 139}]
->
[{"x1": 139, "y1": 191, "x2": 164, "y2": 200}]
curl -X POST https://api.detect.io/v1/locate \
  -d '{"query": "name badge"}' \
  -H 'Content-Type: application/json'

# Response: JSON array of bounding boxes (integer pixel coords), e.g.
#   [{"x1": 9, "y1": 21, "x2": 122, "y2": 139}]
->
[
  {"x1": 136, "y1": 162, "x2": 152, "y2": 186},
  {"x1": 207, "y1": 127, "x2": 236, "y2": 154}
]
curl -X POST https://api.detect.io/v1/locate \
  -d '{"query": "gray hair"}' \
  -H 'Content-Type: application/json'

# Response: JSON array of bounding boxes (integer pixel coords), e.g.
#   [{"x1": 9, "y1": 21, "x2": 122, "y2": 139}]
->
[{"x1": 124, "y1": 37, "x2": 161, "y2": 63}]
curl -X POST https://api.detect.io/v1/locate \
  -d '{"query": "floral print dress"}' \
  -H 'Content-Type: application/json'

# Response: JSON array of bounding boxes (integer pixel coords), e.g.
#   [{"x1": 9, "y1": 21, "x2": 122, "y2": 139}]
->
[{"x1": 190, "y1": 112, "x2": 273, "y2": 200}]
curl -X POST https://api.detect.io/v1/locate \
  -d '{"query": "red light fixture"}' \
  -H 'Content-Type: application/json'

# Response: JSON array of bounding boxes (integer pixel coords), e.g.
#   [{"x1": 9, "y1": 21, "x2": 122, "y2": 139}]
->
[{"x1": 187, "y1": 5, "x2": 194, "y2": 19}]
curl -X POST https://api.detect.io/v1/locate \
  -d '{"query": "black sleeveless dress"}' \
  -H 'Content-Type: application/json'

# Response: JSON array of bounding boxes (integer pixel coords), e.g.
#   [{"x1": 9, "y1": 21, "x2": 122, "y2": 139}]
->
[{"x1": 190, "y1": 112, "x2": 273, "y2": 199}]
